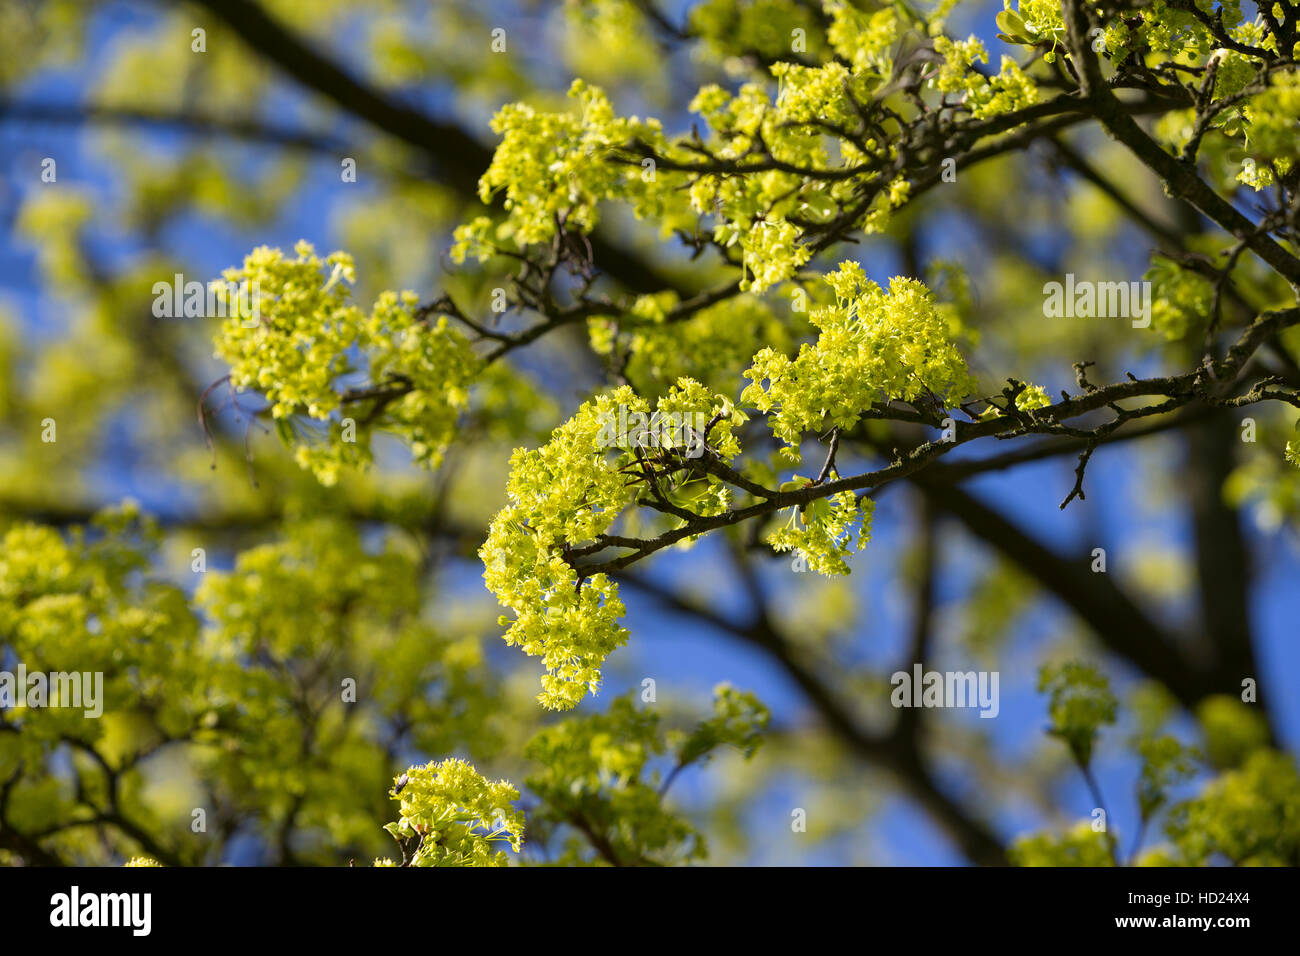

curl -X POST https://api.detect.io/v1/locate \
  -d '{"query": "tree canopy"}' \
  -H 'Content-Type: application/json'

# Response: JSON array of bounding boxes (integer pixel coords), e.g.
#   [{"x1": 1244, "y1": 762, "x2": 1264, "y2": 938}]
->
[{"x1": 2, "y1": 0, "x2": 1299, "y2": 867}]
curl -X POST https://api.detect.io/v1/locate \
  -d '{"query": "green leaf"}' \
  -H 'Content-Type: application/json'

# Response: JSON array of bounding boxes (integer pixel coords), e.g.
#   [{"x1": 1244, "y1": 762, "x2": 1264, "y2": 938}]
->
[{"x1": 995, "y1": 10, "x2": 1032, "y2": 44}]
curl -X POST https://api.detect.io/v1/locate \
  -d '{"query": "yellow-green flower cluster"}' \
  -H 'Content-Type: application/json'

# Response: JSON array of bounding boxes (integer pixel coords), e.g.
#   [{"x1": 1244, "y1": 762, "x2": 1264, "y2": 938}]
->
[
  {"x1": 0, "y1": 505, "x2": 202, "y2": 749},
  {"x1": 689, "y1": 72, "x2": 891, "y2": 291},
  {"x1": 380, "y1": 759, "x2": 523, "y2": 867},
  {"x1": 457, "y1": 9, "x2": 945, "y2": 295},
  {"x1": 186, "y1": 518, "x2": 508, "y2": 860},
  {"x1": 213, "y1": 243, "x2": 480, "y2": 484},
  {"x1": 1135, "y1": 734, "x2": 1196, "y2": 820},
  {"x1": 522, "y1": 686, "x2": 764, "y2": 868},
  {"x1": 933, "y1": 35, "x2": 1039, "y2": 120},
  {"x1": 998, "y1": 0, "x2": 1245, "y2": 66},
  {"x1": 1010, "y1": 821, "x2": 1115, "y2": 866},
  {"x1": 523, "y1": 686, "x2": 767, "y2": 865},
  {"x1": 1144, "y1": 258, "x2": 1215, "y2": 340},
  {"x1": 1015, "y1": 687, "x2": 1300, "y2": 866},
  {"x1": 688, "y1": 0, "x2": 826, "y2": 66},
  {"x1": 214, "y1": 241, "x2": 361, "y2": 421},
  {"x1": 1197, "y1": 695, "x2": 1271, "y2": 770},
  {"x1": 675, "y1": 683, "x2": 772, "y2": 764},
  {"x1": 1039, "y1": 661, "x2": 1117, "y2": 767},
  {"x1": 481, "y1": 382, "x2": 740, "y2": 709},
  {"x1": 1242, "y1": 71, "x2": 1300, "y2": 169},
  {"x1": 561, "y1": 1, "x2": 664, "y2": 85},
  {"x1": 1015, "y1": 384, "x2": 1051, "y2": 411},
  {"x1": 1165, "y1": 750, "x2": 1300, "y2": 865},
  {"x1": 480, "y1": 396, "x2": 636, "y2": 710},
  {"x1": 742, "y1": 262, "x2": 976, "y2": 455},
  {"x1": 364, "y1": 290, "x2": 481, "y2": 467},
  {"x1": 826, "y1": 1, "x2": 900, "y2": 76},
  {"x1": 768, "y1": 489, "x2": 873, "y2": 575},
  {"x1": 526, "y1": 695, "x2": 704, "y2": 864},
  {"x1": 196, "y1": 519, "x2": 419, "y2": 665},
  {"x1": 1135, "y1": 0, "x2": 1228, "y2": 57},
  {"x1": 1237, "y1": 157, "x2": 1276, "y2": 191},
  {"x1": 773, "y1": 61, "x2": 860, "y2": 127},
  {"x1": 452, "y1": 80, "x2": 671, "y2": 261},
  {"x1": 1002, "y1": 0, "x2": 1064, "y2": 42}
]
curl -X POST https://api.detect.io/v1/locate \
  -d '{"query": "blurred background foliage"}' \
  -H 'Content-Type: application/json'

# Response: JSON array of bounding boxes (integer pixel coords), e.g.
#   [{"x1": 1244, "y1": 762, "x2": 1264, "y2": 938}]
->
[{"x1": 0, "y1": 0, "x2": 1297, "y2": 866}]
